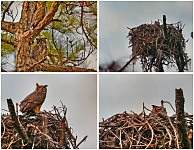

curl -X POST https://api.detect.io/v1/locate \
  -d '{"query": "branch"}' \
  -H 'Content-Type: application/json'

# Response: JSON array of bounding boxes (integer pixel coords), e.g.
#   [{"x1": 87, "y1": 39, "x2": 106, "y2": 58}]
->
[
  {"x1": 29, "y1": 2, "x2": 61, "y2": 40},
  {"x1": 1, "y1": 21, "x2": 20, "y2": 34},
  {"x1": 80, "y1": 4, "x2": 97, "y2": 49},
  {"x1": 118, "y1": 55, "x2": 136, "y2": 72},
  {"x1": 75, "y1": 135, "x2": 88, "y2": 148},
  {"x1": 7, "y1": 99, "x2": 30, "y2": 144},
  {"x1": 2, "y1": 1, "x2": 14, "y2": 21},
  {"x1": 39, "y1": 64, "x2": 96, "y2": 72}
]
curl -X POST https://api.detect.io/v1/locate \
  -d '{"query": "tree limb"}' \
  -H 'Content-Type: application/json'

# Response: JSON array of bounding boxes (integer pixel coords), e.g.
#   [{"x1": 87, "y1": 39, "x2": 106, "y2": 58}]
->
[
  {"x1": 1, "y1": 21, "x2": 20, "y2": 34},
  {"x1": 7, "y1": 99, "x2": 30, "y2": 144},
  {"x1": 1, "y1": 1, "x2": 14, "y2": 21},
  {"x1": 40, "y1": 64, "x2": 96, "y2": 72},
  {"x1": 28, "y1": 2, "x2": 61, "y2": 40}
]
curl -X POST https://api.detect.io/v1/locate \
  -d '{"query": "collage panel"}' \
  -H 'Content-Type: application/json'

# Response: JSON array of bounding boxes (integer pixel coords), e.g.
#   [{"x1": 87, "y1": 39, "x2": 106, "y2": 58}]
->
[
  {"x1": 99, "y1": 74, "x2": 193, "y2": 148},
  {"x1": 1, "y1": 74, "x2": 97, "y2": 149},
  {"x1": 1, "y1": 1, "x2": 97, "y2": 72},
  {"x1": 99, "y1": 1, "x2": 193, "y2": 72}
]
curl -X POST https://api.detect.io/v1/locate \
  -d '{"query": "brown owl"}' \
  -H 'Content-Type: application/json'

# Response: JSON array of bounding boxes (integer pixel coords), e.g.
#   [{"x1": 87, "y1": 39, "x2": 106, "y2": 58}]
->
[
  {"x1": 19, "y1": 83, "x2": 48, "y2": 115},
  {"x1": 31, "y1": 38, "x2": 48, "y2": 62},
  {"x1": 150, "y1": 105, "x2": 167, "y2": 117}
]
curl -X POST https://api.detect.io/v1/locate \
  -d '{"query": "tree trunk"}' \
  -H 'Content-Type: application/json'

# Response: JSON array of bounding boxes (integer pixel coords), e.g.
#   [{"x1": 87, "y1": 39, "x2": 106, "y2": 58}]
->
[
  {"x1": 15, "y1": 31, "x2": 34, "y2": 72},
  {"x1": 175, "y1": 88, "x2": 191, "y2": 148}
]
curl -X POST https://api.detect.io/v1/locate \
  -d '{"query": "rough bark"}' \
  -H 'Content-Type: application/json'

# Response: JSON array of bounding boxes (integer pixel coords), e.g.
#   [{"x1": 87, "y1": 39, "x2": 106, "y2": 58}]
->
[
  {"x1": 175, "y1": 88, "x2": 191, "y2": 148},
  {"x1": 7, "y1": 99, "x2": 31, "y2": 146}
]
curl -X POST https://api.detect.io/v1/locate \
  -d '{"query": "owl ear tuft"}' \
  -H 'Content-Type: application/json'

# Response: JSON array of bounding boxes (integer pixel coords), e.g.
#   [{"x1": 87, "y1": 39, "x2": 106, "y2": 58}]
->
[
  {"x1": 36, "y1": 83, "x2": 39, "y2": 87},
  {"x1": 44, "y1": 85, "x2": 48, "y2": 88}
]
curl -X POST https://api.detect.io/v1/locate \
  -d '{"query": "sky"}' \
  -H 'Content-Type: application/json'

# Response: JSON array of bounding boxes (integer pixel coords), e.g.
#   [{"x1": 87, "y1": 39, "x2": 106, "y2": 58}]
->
[
  {"x1": 99, "y1": 1, "x2": 193, "y2": 71},
  {"x1": 1, "y1": 74, "x2": 97, "y2": 149},
  {"x1": 99, "y1": 74, "x2": 193, "y2": 120}
]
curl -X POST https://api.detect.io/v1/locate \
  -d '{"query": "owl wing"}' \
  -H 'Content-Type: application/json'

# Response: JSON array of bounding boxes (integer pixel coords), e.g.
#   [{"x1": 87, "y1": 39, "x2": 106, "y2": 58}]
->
[
  {"x1": 19, "y1": 91, "x2": 46, "y2": 113},
  {"x1": 19, "y1": 92, "x2": 37, "y2": 113}
]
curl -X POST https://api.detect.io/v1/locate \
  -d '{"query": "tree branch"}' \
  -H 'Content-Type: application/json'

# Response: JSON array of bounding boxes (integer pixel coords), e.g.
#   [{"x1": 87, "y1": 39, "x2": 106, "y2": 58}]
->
[
  {"x1": 1, "y1": 21, "x2": 20, "y2": 34},
  {"x1": 7, "y1": 99, "x2": 30, "y2": 145},
  {"x1": 29, "y1": 2, "x2": 61, "y2": 40},
  {"x1": 40, "y1": 64, "x2": 96, "y2": 72},
  {"x1": 2, "y1": 1, "x2": 14, "y2": 21}
]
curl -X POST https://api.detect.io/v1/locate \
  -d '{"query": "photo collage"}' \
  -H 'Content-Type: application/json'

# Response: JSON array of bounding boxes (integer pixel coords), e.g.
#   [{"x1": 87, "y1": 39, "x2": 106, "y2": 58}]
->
[{"x1": 1, "y1": 1, "x2": 193, "y2": 149}]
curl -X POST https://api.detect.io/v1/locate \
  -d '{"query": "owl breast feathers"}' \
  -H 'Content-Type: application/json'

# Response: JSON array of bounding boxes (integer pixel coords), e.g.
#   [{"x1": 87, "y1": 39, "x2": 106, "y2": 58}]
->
[{"x1": 19, "y1": 83, "x2": 47, "y2": 115}]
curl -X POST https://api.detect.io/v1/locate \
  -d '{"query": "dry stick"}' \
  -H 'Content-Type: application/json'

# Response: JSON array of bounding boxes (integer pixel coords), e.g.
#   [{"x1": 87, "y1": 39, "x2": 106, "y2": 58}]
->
[
  {"x1": 7, "y1": 99, "x2": 30, "y2": 145},
  {"x1": 75, "y1": 135, "x2": 88, "y2": 148},
  {"x1": 1, "y1": 117, "x2": 6, "y2": 138},
  {"x1": 27, "y1": 123, "x2": 60, "y2": 146},
  {"x1": 162, "y1": 100, "x2": 176, "y2": 112},
  {"x1": 167, "y1": 116, "x2": 179, "y2": 148},
  {"x1": 119, "y1": 130, "x2": 122, "y2": 149},
  {"x1": 145, "y1": 121, "x2": 154, "y2": 149},
  {"x1": 118, "y1": 55, "x2": 136, "y2": 72}
]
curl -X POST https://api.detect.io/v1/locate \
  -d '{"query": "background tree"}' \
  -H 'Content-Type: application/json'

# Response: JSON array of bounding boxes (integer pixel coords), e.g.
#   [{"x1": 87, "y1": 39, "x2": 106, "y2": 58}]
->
[{"x1": 1, "y1": 1, "x2": 97, "y2": 72}]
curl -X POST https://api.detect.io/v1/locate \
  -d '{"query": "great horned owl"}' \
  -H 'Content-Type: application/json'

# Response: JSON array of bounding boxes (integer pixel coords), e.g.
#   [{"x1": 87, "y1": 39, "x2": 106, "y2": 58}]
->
[
  {"x1": 19, "y1": 83, "x2": 48, "y2": 115},
  {"x1": 150, "y1": 105, "x2": 167, "y2": 117},
  {"x1": 31, "y1": 2, "x2": 45, "y2": 28},
  {"x1": 31, "y1": 38, "x2": 48, "y2": 62}
]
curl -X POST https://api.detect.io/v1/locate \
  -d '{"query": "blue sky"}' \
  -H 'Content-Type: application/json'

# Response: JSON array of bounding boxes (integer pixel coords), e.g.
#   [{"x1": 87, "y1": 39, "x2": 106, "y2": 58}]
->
[{"x1": 99, "y1": 1, "x2": 193, "y2": 71}]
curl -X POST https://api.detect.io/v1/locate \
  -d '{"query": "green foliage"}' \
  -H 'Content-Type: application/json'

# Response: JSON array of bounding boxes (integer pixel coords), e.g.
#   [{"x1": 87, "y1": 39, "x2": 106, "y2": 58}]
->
[{"x1": 1, "y1": 33, "x2": 15, "y2": 56}]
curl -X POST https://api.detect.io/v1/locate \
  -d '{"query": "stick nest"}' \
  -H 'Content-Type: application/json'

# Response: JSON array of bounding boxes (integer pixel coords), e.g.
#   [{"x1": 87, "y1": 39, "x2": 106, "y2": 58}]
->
[
  {"x1": 99, "y1": 106, "x2": 193, "y2": 149},
  {"x1": 127, "y1": 20, "x2": 190, "y2": 71},
  {"x1": 1, "y1": 104, "x2": 87, "y2": 149}
]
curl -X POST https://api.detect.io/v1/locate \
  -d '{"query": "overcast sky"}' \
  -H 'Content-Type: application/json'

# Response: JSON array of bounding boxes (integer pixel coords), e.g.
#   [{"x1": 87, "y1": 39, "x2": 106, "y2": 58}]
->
[
  {"x1": 99, "y1": 1, "x2": 193, "y2": 71},
  {"x1": 100, "y1": 74, "x2": 193, "y2": 120},
  {"x1": 1, "y1": 74, "x2": 97, "y2": 149}
]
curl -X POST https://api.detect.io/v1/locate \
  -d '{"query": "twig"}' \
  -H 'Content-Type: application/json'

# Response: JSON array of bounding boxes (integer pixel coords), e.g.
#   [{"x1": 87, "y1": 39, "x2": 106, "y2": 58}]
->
[{"x1": 76, "y1": 135, "x2": 88, "y2": 148}]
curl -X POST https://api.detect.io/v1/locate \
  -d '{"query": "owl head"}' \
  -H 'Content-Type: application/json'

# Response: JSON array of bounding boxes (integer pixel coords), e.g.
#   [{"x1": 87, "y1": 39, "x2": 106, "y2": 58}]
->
[
  {"x1": 152, "y1": 105, "x2": 167, "y2": 114},
  {"x1": 36, "y1": 83, "x2": 47, "y2": 93},
  {"x1": 36, "y1": 38, "x2": 47, "y2": 45}
]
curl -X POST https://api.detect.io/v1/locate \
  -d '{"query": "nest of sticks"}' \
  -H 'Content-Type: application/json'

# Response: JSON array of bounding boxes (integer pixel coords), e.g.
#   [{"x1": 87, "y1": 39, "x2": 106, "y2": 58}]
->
[
  {"x1": 99, "y1": 104, "x2": 193, "y2": 149},
  {"x1": 125, "y1": 16, "x2": 190, "y2": 72},
  {"x1": 1, "y1": 100, "x2": 87, "y2": 149}
]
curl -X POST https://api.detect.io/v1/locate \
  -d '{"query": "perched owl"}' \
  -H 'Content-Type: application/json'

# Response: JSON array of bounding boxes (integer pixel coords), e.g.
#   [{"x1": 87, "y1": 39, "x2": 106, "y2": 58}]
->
[
  {"x1": 19, "y1": 83, "x2": 48, "y2": 115},
  {"x1": 31, "y1": 38, "x2": 48, "y2": 62}
]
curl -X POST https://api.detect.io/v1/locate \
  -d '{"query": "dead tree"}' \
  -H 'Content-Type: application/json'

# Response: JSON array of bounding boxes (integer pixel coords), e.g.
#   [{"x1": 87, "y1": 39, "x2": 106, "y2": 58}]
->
[{"x1": 175, "y1": 88, "x2": 191, "y2": 148}]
